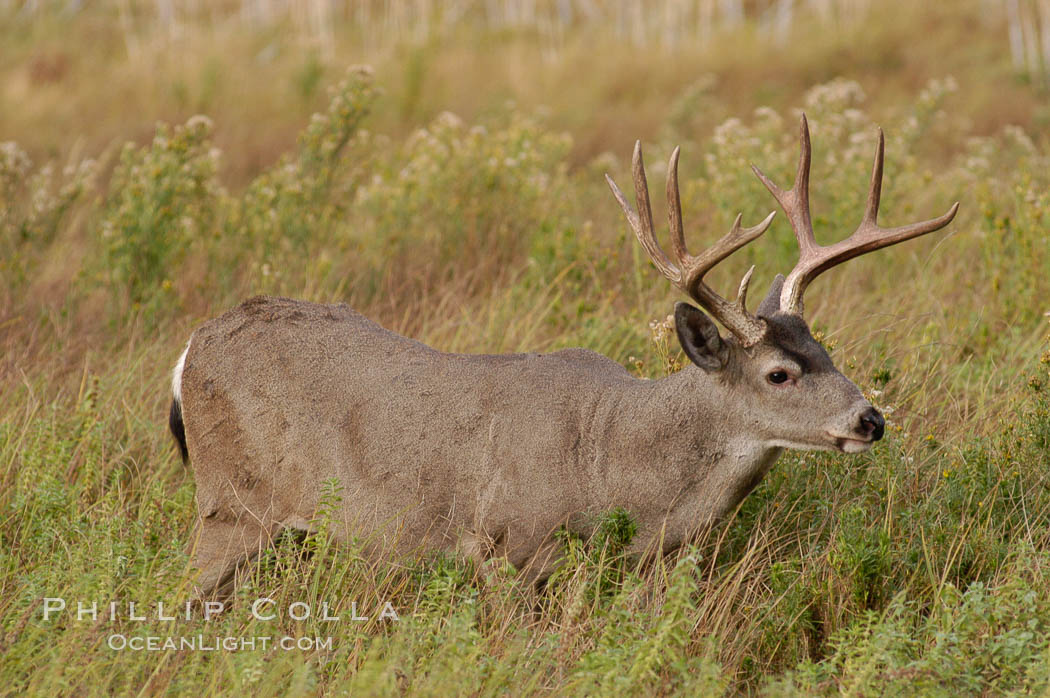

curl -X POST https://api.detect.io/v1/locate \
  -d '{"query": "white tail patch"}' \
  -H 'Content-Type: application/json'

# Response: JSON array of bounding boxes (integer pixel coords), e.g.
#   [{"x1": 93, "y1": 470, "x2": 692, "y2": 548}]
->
[{"x1": 172, "y1": 340, "x2": 191, "y2": 405}]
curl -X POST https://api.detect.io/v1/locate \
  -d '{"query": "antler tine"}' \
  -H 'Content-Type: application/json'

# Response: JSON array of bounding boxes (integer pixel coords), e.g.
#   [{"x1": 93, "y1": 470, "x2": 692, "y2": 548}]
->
[
  {"x1": 606, "y1": 142, "x2": 775, "y2": 346},
  {"x1": 666, "y1": 146, "x2": 688, "y2": 263},
  {"x1": 606, "y1": 142, "x2": 679, "y2": 281},
  {"x1": 755, "y1": 116, "x2": 960, "y2": 316},
  {"x1": 735, "y1": 265, "x2": 756, "y2": 315},
  {"x1": 751, "y1": 113, "x2": 817, "y2": 258},
  {"x1": 666, "y1": 147, "x2": 776, "y2": 297},
  {"x1": 683, "y1": 211, "x2": 775, "y2": 299},
  {"x1": 861, "y1": 127, "x2": 885, "y2": 227}
]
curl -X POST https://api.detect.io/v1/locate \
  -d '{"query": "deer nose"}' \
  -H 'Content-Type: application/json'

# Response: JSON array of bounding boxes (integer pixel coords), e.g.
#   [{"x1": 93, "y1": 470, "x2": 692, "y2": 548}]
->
[{"x1": 857, "y1": 407, "x2": 885, "y2": 441}]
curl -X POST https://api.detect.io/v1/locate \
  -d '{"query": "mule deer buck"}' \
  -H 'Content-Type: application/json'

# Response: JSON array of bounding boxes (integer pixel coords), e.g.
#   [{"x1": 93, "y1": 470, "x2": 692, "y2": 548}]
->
[{"x1": 171, "y1": 115, "x2": 958, "y2": 597}]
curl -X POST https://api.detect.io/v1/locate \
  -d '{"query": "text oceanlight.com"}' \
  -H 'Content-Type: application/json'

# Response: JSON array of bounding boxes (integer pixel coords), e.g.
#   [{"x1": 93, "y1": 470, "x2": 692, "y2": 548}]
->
[{"x1": 107, "y1": 634, "x2": 334, "y2": 652}]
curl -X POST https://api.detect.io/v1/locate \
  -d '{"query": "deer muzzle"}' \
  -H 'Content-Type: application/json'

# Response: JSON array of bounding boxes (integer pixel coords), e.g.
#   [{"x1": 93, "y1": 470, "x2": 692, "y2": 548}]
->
[{"x1": 857, "y1": 406, "x2": 885, "y2": 441}]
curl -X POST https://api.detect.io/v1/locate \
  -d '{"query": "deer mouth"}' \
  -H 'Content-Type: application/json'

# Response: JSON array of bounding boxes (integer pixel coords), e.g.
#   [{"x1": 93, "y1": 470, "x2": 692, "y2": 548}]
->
[{"x1": 831, "y1": 435, "x2": 873, "y2": 453}]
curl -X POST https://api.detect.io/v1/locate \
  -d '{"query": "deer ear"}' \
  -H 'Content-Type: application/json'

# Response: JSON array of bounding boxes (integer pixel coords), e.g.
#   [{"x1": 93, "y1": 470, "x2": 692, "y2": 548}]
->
[
  {"x1": 756, "y1": 274, "x2": 785, "y2": 318},
  {"x1": 674, "y1": 302, "x2": 728, "y2": 372}
]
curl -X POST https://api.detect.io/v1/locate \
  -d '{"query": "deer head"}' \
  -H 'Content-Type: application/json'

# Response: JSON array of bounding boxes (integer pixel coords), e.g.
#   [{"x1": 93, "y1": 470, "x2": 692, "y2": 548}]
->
[{"x1": 606, "y1": 115, "x2": 958, "y2": 453}]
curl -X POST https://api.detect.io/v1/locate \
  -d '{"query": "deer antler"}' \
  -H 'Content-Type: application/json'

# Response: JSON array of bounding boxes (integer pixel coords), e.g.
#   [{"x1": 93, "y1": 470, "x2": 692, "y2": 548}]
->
[
  {"x1": 606, "y1": 142, "x2": 776, "y2": 347},
  {"x1": 752, "y1": 114, "x2": 960, "y2": 316}
]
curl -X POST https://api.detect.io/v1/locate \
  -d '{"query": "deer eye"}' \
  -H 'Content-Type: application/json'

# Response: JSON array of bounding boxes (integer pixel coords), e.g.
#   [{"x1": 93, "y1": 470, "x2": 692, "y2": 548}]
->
[{"x1": 767, "y1": 370, "x2": 789, "y2": 385}]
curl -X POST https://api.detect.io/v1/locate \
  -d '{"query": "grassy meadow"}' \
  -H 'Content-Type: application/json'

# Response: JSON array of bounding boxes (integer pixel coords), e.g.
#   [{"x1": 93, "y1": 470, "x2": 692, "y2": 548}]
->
[{"x1": 3, "y1": 1, "x2": 1050, "y2": 694}]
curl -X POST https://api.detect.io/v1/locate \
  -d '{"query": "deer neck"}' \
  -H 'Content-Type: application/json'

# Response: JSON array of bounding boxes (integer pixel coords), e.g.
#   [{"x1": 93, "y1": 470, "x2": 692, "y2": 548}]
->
[{"x1": 612, "y1": 365, "x2": 783, "y2": 523}]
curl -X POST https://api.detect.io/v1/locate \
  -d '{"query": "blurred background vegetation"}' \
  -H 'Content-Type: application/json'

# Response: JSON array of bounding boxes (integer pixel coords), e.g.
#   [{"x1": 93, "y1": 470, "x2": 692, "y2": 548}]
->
[{"x1": 3, "y1": 0, "x2": 1050, "y2": 694}]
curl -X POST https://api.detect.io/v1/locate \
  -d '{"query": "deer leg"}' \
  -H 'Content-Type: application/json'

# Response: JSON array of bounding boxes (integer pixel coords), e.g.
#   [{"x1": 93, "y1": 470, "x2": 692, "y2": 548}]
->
[
  {"x1": 518, "y1": 538, "x2": 564, "y2": 588},
  {"x1": 187, "y1": 513, "x2": 275, "y2": 600}
]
